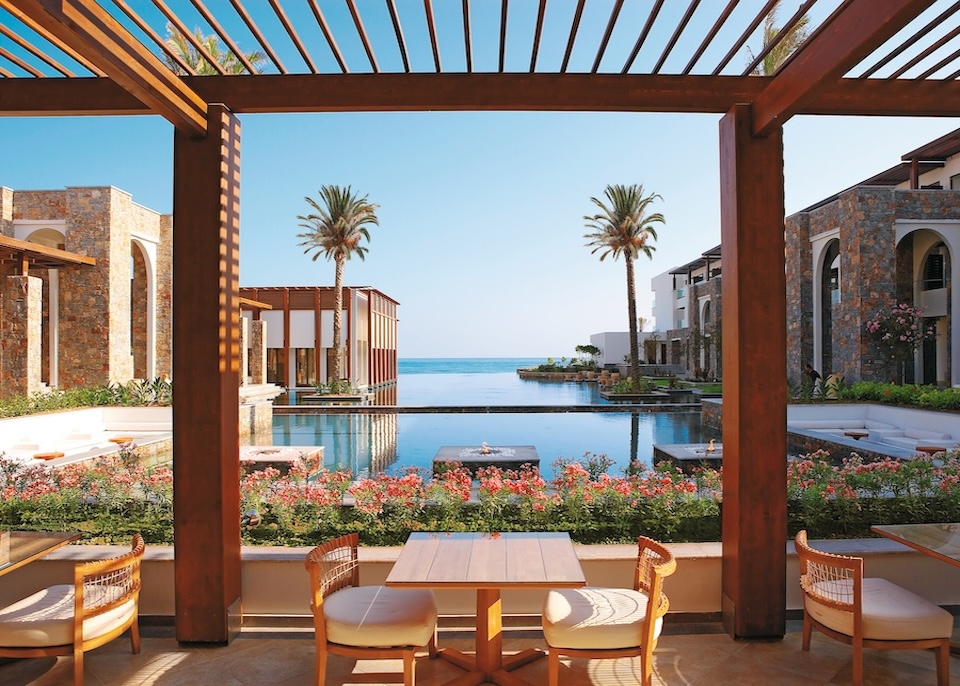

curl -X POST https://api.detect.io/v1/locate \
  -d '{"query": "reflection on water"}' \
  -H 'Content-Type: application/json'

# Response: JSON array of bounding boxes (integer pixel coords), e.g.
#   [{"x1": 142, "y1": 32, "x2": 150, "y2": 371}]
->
[
  {"x1": 270, "y1": 410, "x2": 715, "y2": 479},
  {"x1": 265, "y1": 372, "x2": 718, "y2": 479}
]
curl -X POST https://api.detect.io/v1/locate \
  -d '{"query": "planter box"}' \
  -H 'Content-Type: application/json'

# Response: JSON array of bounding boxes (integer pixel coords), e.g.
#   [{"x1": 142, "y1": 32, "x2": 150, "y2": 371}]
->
[{"x1": 2, "y1": 537, "x2": 954, "y2": 624}]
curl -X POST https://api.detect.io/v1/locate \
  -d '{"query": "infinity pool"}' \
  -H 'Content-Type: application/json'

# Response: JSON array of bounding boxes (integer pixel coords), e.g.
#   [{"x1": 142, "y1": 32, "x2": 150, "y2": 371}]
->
[{"x1": 266, "y1": 371, "x2": 716, "y2": 478}]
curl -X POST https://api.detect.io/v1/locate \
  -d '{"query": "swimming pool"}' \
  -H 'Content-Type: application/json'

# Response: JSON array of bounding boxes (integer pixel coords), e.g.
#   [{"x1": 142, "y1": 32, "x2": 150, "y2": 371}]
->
[{"x1": 268, "y1": 371, "x2": 716, "y2": 478}]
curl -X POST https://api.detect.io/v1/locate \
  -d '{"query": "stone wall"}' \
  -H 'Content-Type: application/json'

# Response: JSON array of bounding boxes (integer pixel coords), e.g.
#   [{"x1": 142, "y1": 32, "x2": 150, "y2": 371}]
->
[
  {"x1": 784, "y1": 187, "x2": 960, "y2": 385},
  {"x1": 0, "y1": 186, "x2": 12, "y2": 236},
  {"x1": 132, "y1": 245, "x2": 148, "y2": 377},
  {"x1": 5, "y1": 186, "x2": 169, "y2": 390},
  {"x1": 688, "y1": 277, "x2": 722, "y2": 377},
  {"x1": 156, "y1": 214, "x2": 173, "y2": 378},
  {"x1": 0, "y1": 275, "x2": 42, "y2": 397}
]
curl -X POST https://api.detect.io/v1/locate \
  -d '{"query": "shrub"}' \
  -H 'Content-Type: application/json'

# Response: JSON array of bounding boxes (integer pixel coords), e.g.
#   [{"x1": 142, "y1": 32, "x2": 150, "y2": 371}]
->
[
  {"x1": 4, "y1": 446, "x2": 960, "y2": 546},
  {"x1": 836, "y1": 381, "x2": 960, "y2": 411},
  {"x1": 0, "y1": 378, "x2": 172, "y2": 419}
]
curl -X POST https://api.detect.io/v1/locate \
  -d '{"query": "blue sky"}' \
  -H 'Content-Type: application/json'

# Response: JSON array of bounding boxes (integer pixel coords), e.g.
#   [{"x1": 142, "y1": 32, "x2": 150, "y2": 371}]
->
[
  {"x1": 4, "y1": 112, "x2": 957, "y2": 359},
  {"x1": 2, "y1": 1, "x2": 959, "y2": 358}
]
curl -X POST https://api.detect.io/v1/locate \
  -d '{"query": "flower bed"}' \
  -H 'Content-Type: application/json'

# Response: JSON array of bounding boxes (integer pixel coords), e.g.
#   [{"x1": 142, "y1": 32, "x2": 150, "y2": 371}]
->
[{"x1": 2, "y1": 448, "x2": 960, "y2": 546}]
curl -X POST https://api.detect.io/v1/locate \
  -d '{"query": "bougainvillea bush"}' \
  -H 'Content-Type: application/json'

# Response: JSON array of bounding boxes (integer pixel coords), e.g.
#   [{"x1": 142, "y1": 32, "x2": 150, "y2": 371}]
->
[
  {"x1": 0, "y1": 445, "x2": 172, "y2": 543},
  {"x1": 3, "y1": 448, "x2": 960, "y2": 546}
]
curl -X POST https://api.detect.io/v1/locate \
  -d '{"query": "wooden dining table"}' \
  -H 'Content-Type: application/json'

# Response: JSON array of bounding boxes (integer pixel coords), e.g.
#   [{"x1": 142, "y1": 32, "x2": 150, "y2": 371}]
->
[
  {"x1": 872, "y1": 523, "x2": 960, "y2": 653},
  {"x1": 871, "y1": 522, "x2": 960, "y2": 568},
  {"x1": 385, "y1": 531, "x2": 586, "y2": 686},
  {"x1": 0, "y1": 530, "x2": 82, "y2": 577}
]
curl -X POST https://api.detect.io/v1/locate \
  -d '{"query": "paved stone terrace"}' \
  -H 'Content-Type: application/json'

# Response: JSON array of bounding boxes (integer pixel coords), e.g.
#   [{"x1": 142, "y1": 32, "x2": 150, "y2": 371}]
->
[{"x1": 3, "y1": 622, "x2": 958, "y2": 685}]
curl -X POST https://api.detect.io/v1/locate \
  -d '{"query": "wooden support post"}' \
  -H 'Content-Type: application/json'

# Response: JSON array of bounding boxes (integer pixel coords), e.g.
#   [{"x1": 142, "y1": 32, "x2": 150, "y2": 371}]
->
[
  {"x1": 172, "y1": 104, "x2": 242, "y2": 644},
  {"x1": 718, "y1": 104, "x2": 787, "y2": 639}
]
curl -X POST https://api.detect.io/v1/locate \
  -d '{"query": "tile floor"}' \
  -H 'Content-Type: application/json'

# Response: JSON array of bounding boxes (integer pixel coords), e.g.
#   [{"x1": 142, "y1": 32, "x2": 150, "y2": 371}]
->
[{"x1": 2, "y1": 622, "x2": 959, "y2": 686}]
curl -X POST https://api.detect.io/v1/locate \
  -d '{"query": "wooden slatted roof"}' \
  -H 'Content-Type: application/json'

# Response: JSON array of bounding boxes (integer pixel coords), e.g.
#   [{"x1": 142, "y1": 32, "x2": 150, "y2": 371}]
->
[
  {"x1": 0, "y1": 235, "x2": 96, "y2": 270},
  {"x1": 0, "y1": 0, "x2": 958, "y2": 130}
]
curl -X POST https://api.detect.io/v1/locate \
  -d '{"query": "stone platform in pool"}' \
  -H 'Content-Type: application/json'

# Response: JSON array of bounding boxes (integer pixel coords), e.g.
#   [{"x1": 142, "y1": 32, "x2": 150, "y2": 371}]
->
[
  {"x1": 432, "y1": 445, "x2": 540, "y2": 476},
  {"x1": 239, "y1": 446, "x2": 324, "y2": 474},
  {"x1": 654, "y1": 443, "x2": 723, "y2": 472}
]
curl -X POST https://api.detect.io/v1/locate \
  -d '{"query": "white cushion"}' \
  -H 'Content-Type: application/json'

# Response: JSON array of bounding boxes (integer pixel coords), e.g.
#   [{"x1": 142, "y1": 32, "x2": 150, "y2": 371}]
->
[
  {"x1": 805, "y1": 577, "x2": 953, "y2": 641},
  {"x1": 793, "y1": 420, "x2": 866, "y2": 430},
  {"x1": 323, "y1": 586, "x2": 436, "y2": 648},
  {"x1": 864, "y1": 421, "x2": 898, "y2": 430},
  {"x1": 864, "y1": 429, "x2": 904, "y2": 437},
  {"x1": 904, "y1": 429, "x2": 950, "y2": 440},
  {"x1": 543, "y1": 587, "x2": 662, "y2": 650},
  {"x1": 0, "y1": 585, "x2": 136, "y2": 648}
]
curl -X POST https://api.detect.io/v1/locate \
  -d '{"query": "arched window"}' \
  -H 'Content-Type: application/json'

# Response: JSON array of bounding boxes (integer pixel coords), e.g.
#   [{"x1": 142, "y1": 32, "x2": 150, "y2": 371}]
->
[
  {"x1": 821, "y1": 239, "x2": 840, "y2": 375},
  {"x1": 922, "y1": 242, "x2": 947, "y2": 291}
]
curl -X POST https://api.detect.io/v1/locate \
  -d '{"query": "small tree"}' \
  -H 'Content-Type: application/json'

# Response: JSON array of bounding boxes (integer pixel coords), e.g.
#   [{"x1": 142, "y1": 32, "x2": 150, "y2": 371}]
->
[
  {"x1": 865, "y1": 303, "x2": 936, "y2": 384},
  {"x1": 574, "y1": 344, "x2": 601, "y2": 368}
]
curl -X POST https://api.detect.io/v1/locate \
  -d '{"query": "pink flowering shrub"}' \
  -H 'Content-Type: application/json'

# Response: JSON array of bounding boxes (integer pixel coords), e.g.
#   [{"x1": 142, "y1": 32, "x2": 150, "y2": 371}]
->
[
  {"x1": 0, "y1": 447, "x2": 172, "y2": 543},
  {"x1": 787, "y1": 449, "x2": 960, "y2": 537},
  {"x1": 4, "y1": 445, "x2": 960, "y2": 546},
  {"x1": 864, "y1": 303, "x2": 936, "y2": 383}
]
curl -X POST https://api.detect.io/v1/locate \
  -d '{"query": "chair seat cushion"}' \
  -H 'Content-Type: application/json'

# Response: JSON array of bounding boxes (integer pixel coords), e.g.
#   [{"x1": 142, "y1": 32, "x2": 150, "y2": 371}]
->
[
  {"x1": 542, "y1": 587, "x2": 662, "y2": 650},
  {"x1": 323, "y1": 586, "x2": 436, "y2": 648},
  {"x1": 0, "y1": 584, "x2": 136, "y2": 648},
  {"x1": 806, "y1": 577, "x2": 953, "y2": 641}
]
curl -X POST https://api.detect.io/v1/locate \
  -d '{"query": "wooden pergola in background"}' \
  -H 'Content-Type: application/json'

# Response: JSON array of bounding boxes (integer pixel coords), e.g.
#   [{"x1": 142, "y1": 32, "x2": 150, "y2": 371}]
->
[{"x1": 1, "y1": 0, "x2": 957, "y2": 644}]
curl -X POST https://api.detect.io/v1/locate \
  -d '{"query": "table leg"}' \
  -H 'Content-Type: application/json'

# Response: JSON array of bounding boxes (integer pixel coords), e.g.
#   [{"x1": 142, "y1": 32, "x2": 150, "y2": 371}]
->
[{"x1": 435, "y1": 588, "x2": 546, "y2": 686}]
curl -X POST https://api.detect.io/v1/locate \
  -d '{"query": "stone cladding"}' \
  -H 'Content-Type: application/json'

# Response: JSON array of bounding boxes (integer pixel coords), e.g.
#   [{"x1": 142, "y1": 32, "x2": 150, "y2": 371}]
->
[
  {"x1": 249, "y1": 320, "x2": 266, "y2": 385},
  {"x1": 155, "y1": 214, "x2": 173, "y2": 378},
  {"x1": 0, "y1": 187, "x2": 12, "y2": 236},
  {"x1": 132, "y1": 245, "x2": 148, "y2": 377},
  {"x1": 1, "y1": 275, "x2": 42, "y2": 397},
  {"x1": 785, "y1": 187, "x2": 960, "y2": 385},
  {"x1": 4, "y1": 186, "x2": 170, "y2": 391},
  {"x1": 688, "y1": 277, "x2": 723, "y2": 377}
]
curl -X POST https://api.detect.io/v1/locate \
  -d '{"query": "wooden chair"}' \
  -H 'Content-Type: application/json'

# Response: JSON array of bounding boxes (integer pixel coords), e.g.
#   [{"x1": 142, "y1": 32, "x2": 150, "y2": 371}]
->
[
  {"x1": 0, "y1": 534, "x2": 145, "y2": 686},
  {"x1": 304, "y1": 533, "x2": 437, "y2": 686},
  {"x1": 794, "y1": 530, "x2": 952, "y2": 686},
  {"x1": 542, "y1": 535, "x2": 676, "y2": 686}
]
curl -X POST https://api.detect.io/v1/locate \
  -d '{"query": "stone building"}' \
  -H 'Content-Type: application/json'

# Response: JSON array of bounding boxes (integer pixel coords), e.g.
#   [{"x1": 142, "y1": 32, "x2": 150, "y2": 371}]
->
[
  {"x1": 0, "y1": 186, "x2": 172, "y2": 398},
  {"x1": 0, "y1": 187, "x2": 400, "y2": 402},
  {"x1": 786, "y1": 130, "x2": 959, "y2": 388},
  {"x1": 650, "y1": 245, "x2": 723, "y2": 379},
  {"x1": 650, "y1": 127, "x2": 960, "y2": 388}
]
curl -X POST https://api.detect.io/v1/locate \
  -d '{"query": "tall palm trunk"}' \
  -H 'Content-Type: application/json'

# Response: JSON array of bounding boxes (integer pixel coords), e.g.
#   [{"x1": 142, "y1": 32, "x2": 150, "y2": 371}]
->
[
  {"x1": 330, "y1": 255, "x2": 344, "y2": 384},
  {"x1": 625, "y1": 254, "x2": 642, "y2": 389}
]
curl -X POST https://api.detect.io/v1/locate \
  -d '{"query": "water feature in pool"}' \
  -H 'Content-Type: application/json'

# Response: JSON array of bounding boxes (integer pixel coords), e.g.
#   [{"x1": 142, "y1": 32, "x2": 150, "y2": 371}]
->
[{"x1": 265, "y1": 366, "x2": 717, "y2": 478}]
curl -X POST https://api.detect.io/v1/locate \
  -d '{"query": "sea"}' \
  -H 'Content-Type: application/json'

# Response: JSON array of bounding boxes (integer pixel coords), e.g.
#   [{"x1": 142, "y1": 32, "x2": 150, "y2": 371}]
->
[{"x1": 272, "y1": 357, "x2": 714, "y2": 478}]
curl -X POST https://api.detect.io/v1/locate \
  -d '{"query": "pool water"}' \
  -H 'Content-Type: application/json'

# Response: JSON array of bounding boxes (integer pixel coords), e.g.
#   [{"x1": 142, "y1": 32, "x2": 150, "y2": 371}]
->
[{"x1": 270, "y1": 371, "x2": 716, "y2": 478}]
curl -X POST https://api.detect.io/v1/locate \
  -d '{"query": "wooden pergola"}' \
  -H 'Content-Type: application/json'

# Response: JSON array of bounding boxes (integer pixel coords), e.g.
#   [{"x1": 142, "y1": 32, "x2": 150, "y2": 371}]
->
[{"x1": 2, "y1": 0, "x2": 958, "y2": 644}]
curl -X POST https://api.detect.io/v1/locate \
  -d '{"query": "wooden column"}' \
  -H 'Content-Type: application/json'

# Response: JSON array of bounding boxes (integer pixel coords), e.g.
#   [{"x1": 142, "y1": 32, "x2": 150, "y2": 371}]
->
[
  {"x1": 718, "y1": 104, "x2": 787, "y2": 639},
  {"x1": 172, "y1": 104, "x2": 242, "y2": 644}
]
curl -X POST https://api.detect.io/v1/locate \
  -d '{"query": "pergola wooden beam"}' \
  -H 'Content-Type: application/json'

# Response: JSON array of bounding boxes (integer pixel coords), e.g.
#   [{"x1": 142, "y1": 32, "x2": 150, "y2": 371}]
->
[
  {"x1": 752, "y1": 0, "x2": 938, "y2": 137},
  {"x1": 3, "y1": 0, "x2": 207, "y2": 134},
  {"x1": 3, "y1": 74, "x2": 960, "y2": 118},
  {"x1": 0, "y1": 235, "x2": 96, "y2": 271}
]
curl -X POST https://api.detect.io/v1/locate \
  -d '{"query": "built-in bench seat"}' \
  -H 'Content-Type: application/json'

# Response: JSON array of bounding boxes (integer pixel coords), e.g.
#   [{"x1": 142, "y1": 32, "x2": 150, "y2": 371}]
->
[{"x1": 788, "y1": 409, "x2": 959, "y2": 455}]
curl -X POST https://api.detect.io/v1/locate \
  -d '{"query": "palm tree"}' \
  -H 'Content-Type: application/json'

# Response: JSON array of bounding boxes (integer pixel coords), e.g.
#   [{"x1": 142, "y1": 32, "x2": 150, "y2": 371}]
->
[
  {"x1": 585, "y1": 185, "x2": 664, "y2": 391},
  {"x1": 747, "y1": 1, "x2": 810, "y2": 76},
  {"x1": 163, "y1": 25, "x2": 266, "y2": 75},
  {"x1": 297, "y1": 186, "x2": 380, "y2": 390}
]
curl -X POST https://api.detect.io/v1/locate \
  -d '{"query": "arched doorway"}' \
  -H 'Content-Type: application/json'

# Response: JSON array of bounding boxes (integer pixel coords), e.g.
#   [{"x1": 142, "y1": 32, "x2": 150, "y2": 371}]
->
[
  {"x1": 919, "y1": 240, "x2": 951, "y2": 386},
  {"x1": 819, "y1": 239, "x2": 840, "y2": 376},
  {"x1": 23, "y1": 227, "x2": 66, "y2": 387},
  {"x1": 701, "y1": 300, "x2": 712, "y2": 374}
]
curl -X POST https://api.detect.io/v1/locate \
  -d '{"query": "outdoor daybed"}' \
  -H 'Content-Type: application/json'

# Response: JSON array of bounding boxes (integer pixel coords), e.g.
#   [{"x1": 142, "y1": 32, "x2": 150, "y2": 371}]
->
[{"x1": 787, "y1": 404, "x2": 960, "y2": 454}]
